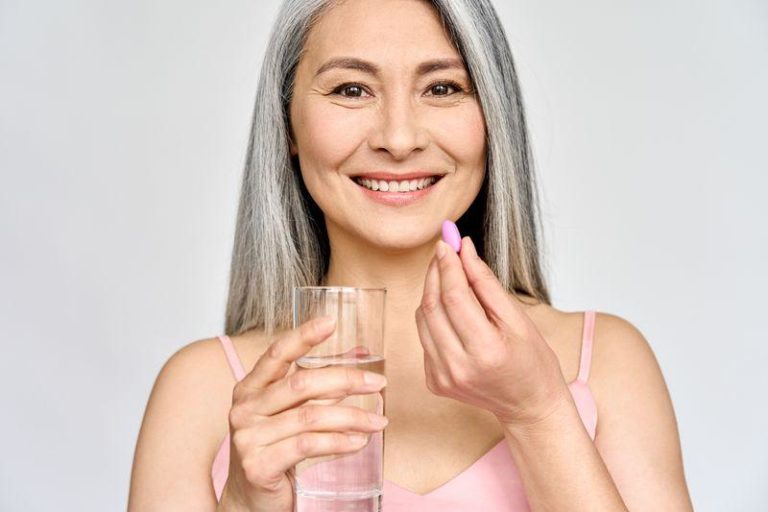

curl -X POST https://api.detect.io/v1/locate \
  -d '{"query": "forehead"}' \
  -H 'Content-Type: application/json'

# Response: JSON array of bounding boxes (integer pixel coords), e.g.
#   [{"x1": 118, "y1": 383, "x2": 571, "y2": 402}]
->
[{"x1": 302, "y1": 0, "x2": 463, "y2": 73}]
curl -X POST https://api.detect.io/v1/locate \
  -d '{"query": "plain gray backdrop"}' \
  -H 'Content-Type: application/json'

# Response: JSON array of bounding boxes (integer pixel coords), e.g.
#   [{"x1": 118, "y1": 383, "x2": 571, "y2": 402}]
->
[{"x1": 1, "y1": 0, "x2": 766, "y2": 510}]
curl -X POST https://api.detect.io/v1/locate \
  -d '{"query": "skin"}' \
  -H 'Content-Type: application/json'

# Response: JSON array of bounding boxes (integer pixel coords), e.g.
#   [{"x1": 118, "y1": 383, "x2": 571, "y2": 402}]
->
[
  {"x1": 287, "y1": 0, "x2": 499, "y2": 351},
  {"x1": 128, "y1": 1, "x2": 694, "y2": 510}
]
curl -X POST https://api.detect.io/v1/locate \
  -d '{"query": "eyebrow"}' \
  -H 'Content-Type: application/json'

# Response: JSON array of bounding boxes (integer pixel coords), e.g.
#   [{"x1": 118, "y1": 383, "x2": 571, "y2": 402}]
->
[{"x1": 314, "y1": 57, "x2": 467, "y2": 78}]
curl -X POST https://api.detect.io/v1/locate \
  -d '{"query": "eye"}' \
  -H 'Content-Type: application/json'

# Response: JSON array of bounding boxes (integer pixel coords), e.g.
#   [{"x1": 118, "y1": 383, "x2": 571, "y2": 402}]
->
[
  {"x1": 330, "y1": 80, "x2": 467, "y2": 99},
  {"x1": 331, "y1": 83, "x2": 370, "y2": 98},
  {"x1": 425, "y1": 81, "x2": 465, "y2": 97}
]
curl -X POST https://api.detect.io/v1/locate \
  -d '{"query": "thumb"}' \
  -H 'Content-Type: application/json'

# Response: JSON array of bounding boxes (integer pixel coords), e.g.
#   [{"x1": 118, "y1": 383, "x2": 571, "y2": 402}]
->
[{"x1": 459, "y1": 236, "x2": 528, "y2": 329}]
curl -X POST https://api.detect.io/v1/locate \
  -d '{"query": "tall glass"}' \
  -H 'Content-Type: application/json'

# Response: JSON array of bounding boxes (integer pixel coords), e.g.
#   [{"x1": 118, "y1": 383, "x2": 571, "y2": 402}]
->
[{"x1": 292, "y1": 286, "x2": 387, "y2": 512}]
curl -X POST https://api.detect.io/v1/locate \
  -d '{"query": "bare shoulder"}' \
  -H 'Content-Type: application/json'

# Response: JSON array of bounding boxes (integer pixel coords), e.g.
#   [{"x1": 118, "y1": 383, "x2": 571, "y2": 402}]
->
[
  {"x1": 526, "y1": 304, "x2": 692, "y2": 507},
  {"x1": 587, "y1": 311, "x2": 665, "y2": 407},
  {"x1": 524, "y1": 303, "x2": 595, "y2": 383},
  {"x1": 586, "y1": 311, "x2": 694, "y2": 510},
  {"x1": 128, "y1": 333, "x2": 267, "y2": 510}
]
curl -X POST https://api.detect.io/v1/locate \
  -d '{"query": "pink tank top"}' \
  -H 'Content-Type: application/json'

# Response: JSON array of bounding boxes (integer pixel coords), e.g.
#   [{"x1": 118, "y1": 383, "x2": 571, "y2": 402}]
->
[{"x1": 211, "y1": 311, "x2": 599, "y2": 511}]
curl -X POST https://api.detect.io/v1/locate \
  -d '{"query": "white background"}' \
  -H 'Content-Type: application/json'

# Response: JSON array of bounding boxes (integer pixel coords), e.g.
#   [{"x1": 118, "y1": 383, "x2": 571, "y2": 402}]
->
[{"x1": 1, "y1": 0, "x2": 766, "y2": 510}]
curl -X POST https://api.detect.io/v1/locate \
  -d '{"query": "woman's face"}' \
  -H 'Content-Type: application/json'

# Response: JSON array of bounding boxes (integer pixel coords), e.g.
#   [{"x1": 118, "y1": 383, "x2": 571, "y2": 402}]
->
[{"x1": 289, "y1": 0, "x2": 486, "y2": 251}]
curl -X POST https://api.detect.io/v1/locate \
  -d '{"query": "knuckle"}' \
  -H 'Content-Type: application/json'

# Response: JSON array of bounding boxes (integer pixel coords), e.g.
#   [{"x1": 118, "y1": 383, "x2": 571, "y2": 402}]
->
[
  {"x1": 266, "y1": 340, "x2": 282, "y2": 360},
  {"x1": 298, "y1": 405, "x2": 318, "y2": 426},
  {"x1": 344, "y1": 368, "x2": 359, "y2": 391},
  {"x1": 231, "y1": 382, "x2": 245, "y2": 404},
  {"x1": 258, "y1": 472, "x2": 284, "y2": 493},
  {"x1": 290, "y1": 371, "x2": 308, "y2": 392},
  {"x1": 295, "y1": 433, "x2": 314, "y2": 456},
  {"x1": 420, "y1": 297, "x2": 441, "y2": 315},
  {"x1": 243, "y1": 458, "x2": 281, "y2": 492},
  {"x1": 435, "y1": 374, "x2": 452, "y2": 392},
  {"x1": 450, "y1": 368, "x2": 471, "y2": 387},
  {"x1": 425, "y1": 371, "x2": 446, "y2": 395},
  {"x1": 231, "y1": 428, "x2": 249, "y2": 452},
  {"x1": 241, "y1": 458, "x2": 259, "y2": 483},
  {"x1": 228, "y1": 405, "x2": 247, "y2": 429},
  {"x1": 441, "y1": 288, "x2": 465, "y2": 308}
]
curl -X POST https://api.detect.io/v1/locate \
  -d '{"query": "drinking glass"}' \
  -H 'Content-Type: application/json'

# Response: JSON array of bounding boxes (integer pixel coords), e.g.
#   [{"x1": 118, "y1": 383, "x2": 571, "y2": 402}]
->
[{"x1": 292, "y1": 286, "x2": 387, "y2": 512}]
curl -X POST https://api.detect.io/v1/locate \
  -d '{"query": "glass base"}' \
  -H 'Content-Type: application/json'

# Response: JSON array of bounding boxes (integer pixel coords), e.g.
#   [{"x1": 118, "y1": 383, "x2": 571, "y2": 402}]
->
[{"x1": 295, "y1": 492, "x2": 382, "y2": 512}]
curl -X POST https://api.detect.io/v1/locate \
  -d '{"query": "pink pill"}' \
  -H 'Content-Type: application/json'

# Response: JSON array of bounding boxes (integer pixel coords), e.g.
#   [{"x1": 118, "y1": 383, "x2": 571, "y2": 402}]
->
[{"x1": 441, "y1": 220, "x2": 462, "y2": 253}]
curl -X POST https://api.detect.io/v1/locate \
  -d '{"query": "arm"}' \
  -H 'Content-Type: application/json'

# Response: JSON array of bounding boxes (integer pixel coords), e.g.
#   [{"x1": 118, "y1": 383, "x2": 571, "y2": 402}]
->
[
  {"x1": 128, "y1": 339, "x2": 230, "y2": 511},
  {"x1": 501, "y1": 313, "x2": 694, "y2": 511}
]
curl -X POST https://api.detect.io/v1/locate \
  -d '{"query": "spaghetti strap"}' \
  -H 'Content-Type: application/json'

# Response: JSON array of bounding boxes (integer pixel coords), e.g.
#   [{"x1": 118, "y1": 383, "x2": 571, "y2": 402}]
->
[
  {"x1": 217, "y1": 335, "x2": 247, "y2": 382},
  {"x1": 576, "y1": 311, "x2": 596, "y2": 383}
]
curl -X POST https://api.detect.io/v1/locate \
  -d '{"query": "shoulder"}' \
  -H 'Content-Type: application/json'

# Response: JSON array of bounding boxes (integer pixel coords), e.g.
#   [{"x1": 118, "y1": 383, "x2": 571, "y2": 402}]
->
[
  {"x1": 137, "y1": 336, "x2": 237, "y2": 457},
  {"x1": 151, "y1": 330, "x2": 272, "y2": 420},
  {"x1": 540, "y1": 307, "x2": 657, "y2": 376},
  {"x1": 527, "y1": 304, "x2": 662, "y2": 393},
  {"x1": 589, "y1": 311, "x2": 660, "y2": 390},
  {"x1": 586, "y1": 312, "x2": 693, "y2": 508},
  {"x1": 129, "y1": 331, "x2": 273, "y2": 508},
  {"x1": 152, "y1": 336, "x2": 235, "y2": 414},
  {"x1": 129, "y1": 335, "x2": 235, "y2": 508}
]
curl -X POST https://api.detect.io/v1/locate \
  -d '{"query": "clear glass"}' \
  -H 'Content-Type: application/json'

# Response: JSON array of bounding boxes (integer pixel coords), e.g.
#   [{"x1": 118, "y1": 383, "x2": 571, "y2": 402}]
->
[{"x1": 292, "y1": 286, "x2": 387, "y2": 512}]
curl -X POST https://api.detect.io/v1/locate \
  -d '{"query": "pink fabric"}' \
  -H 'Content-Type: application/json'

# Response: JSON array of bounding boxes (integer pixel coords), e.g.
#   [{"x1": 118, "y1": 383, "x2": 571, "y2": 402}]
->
[{"x1": 211, "y1": 311, "x2": 599, "y2": 511}]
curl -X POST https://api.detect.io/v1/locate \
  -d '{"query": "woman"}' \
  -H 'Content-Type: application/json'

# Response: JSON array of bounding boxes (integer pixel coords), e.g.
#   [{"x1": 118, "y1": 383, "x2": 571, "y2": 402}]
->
[{"x1": 129, "y1": 0, "x2": 694, "y2": 510}]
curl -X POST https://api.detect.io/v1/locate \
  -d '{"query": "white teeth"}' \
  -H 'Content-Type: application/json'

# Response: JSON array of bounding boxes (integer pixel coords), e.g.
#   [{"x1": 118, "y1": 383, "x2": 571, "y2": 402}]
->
[{"x1": 355, "y1": 176, "x2": 439, "y2": 192}]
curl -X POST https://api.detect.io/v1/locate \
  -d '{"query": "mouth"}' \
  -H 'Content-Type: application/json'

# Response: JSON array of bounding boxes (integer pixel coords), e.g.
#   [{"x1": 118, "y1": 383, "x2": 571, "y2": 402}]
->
[{"x1": 351, "y1": 174, "x2": 445, "y2": 193}]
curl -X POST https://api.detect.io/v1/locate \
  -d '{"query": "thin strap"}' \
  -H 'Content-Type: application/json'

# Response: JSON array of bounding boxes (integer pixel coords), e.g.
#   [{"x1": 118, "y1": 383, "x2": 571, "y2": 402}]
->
[
  {"x1": 577, "y1": 311, "x2": 596, "y2": 383},
  {"x1": 217, "y1": 335, "x2": 246, "y2": 382}
]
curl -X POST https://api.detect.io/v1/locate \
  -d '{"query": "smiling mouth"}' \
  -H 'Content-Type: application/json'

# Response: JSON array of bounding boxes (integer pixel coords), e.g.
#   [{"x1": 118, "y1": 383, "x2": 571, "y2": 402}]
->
[{"x1": 352, "y1": 175, "x2": 444, "y2": 192}]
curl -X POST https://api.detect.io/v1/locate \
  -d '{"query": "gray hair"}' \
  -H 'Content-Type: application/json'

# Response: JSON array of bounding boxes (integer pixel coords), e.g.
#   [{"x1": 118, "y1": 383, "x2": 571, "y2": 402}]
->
[{"x1": 224, "y1": 0, "x2": 551, "y2": 337}]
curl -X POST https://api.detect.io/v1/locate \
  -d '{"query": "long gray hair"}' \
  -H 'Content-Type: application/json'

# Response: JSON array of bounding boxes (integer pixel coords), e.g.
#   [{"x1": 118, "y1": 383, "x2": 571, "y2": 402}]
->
[{"x1": 224, "y1": 0, "x2": 550, "y2": 337}]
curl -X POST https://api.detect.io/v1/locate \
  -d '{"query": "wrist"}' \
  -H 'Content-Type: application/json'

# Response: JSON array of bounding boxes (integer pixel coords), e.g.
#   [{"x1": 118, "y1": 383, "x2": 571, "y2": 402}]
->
[{"x1": 499, "y1": 387, "x2": 576, "y2": 440}]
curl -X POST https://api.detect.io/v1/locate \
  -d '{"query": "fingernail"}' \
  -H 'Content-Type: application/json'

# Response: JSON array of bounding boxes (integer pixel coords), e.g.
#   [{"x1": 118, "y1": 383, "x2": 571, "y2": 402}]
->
[
  {"x1": 363, "y1": 372, "x2": 387, "y2": 388},
  {"x1": 465, "y1": 236, "x2": 478, "y2": 258},
  {"x1": 348, "y1": 433, "x2": 368, "y2": 445},
  {"x1": 441, "y1": 220, "x2": 462, "y2": 253},
  {"x1": 436, "y1": 241, "x2": 447, "y2": 260},
  {"x1": 367, "y1": 413, "x2": 389, "y2": 427}
]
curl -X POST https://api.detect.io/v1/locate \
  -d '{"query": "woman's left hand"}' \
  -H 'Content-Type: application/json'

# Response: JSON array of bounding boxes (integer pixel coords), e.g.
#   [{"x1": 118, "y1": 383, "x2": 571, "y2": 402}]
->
[{"x1": 415, "y1": 236, "x2": 571, "y2": 428}]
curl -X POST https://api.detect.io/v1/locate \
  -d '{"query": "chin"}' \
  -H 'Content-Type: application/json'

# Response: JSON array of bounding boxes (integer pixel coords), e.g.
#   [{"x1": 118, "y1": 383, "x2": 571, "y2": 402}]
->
[{"x1": 361, "y1": 230, "x2": 439, "y2": 253}]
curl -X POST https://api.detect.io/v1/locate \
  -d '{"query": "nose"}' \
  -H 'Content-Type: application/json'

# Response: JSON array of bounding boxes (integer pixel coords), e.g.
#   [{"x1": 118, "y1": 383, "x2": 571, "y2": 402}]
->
[{"x1": 367, "y1": 94, "x2": 429, "y2": 160}]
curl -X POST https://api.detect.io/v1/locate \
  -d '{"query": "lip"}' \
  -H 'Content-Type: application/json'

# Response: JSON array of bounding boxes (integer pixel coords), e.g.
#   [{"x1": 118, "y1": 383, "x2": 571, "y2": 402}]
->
[
  {"x1": 351, "y1": 171, "x2": 446, "y2": 181},
  {"x1": 350, "y1": 175, "x2": 444, "y2": 206}
]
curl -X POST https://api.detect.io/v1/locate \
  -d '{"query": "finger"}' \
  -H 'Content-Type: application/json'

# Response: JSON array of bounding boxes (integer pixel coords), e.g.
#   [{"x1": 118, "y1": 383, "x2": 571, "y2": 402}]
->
[
  {"x1": 415, "y1": 302, "x2": 444, "y2": 369},
  {"x1": 252, "y1": 366, "x2": 387, "y2": 417},
  {"x1": 420, "y1": 252, "x2": 466, "y2": 360},
  {"x1": 240, "y1": 316, "x2": 336, "y2": 392},
  {"x1": 252, "y1": 430, "x2": 375, "y2": 479},
  {"x1": 435, "y1": 239, "x2": 497, "y2": 350},
  {"x1": 416, "y1": 258, "x2": 445, "y2": 367},
  {"x1": 461, "y1": 237, "x2": 528, "y2": 330},
  {"x1": 248, "y1": 404, "x2": 388, "y2": 447}
]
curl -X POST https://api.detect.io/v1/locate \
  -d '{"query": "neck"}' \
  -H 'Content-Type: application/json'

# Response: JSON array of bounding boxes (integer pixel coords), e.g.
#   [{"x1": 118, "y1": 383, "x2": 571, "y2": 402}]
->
[
  {"x1": 320, "y1": 222, "x2": 542, "y2": 368},
  {"x1": 321, "y1": 228, "x2": 436, "y2": 330}
]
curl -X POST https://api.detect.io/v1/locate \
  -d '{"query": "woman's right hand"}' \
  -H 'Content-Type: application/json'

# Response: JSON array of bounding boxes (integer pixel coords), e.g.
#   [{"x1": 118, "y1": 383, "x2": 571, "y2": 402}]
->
[{"x1": 217, "y1": 316, "x2": 389, "y2": 512}]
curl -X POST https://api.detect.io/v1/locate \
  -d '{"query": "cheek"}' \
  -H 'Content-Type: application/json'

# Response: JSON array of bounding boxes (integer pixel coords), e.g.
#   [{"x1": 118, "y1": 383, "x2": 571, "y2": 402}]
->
[
  {"x1": 300, "y1": 102, "x2": 363, "y2": 166},
  {"x1": 433, "y1": 104, "x2": 486, "y2": 164}
]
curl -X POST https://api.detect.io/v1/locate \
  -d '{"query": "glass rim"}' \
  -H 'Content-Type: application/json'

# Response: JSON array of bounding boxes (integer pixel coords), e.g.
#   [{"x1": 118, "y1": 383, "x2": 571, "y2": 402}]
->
[{"x1": 293, "y1": 286, "x2": 386, "y2": 293}]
